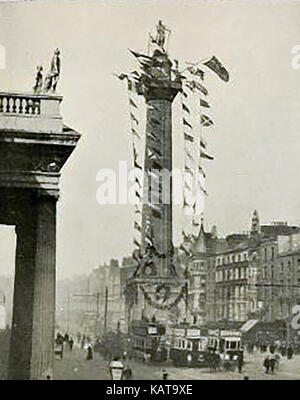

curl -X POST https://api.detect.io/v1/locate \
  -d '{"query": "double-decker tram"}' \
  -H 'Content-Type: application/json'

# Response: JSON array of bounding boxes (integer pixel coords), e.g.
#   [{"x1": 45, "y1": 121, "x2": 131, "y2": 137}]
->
[
  {"x1": 169, "y1": 325, "x2": 209, "y2": 367},
  {"x1": 131, "y1": 320, "x2": 167, "y2": 362}
]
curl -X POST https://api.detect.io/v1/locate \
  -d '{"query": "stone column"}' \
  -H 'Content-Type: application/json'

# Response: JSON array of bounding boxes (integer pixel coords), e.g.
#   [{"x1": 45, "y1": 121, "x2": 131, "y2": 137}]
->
[
  {"x1": 8, "y1": 191, "x2": 57, "y2": 380},
  {"x1": 141, "y1": 88, "x2": 178, "y2": 278}
]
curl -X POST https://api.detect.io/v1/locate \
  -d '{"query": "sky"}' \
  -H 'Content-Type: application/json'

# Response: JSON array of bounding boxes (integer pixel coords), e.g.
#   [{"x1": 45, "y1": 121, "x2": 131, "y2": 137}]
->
[{"x1": 1, "y1": 0, "x2": 300, "y2": 279}]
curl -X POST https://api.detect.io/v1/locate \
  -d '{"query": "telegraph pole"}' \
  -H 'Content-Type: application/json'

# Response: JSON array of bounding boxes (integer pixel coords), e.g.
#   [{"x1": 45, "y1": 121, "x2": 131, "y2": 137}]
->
[{"x1": 104, "y1": 286, "x2": 108, "y2": 336}]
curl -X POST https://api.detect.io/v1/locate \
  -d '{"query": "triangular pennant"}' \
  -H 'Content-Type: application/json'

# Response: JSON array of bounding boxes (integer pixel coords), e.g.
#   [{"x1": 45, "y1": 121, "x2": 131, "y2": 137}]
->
[
  {"x1": 184, "y1": 132, "x2": 194, "y2": 142},
  {"x1": 183, "y1": 118, "x2": 193, "y2": 129}
]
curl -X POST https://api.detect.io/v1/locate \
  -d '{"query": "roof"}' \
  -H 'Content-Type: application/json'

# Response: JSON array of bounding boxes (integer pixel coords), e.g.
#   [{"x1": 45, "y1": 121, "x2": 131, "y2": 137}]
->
[{"x1": 240, "y1": 319, "x2": 259, "y2": 333}]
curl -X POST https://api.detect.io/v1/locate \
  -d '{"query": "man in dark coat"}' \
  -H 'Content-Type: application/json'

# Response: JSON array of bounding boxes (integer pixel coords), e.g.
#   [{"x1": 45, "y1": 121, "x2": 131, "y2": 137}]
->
[{"x1": 263, "y1": 356, "x2": 270, "y2": 374}]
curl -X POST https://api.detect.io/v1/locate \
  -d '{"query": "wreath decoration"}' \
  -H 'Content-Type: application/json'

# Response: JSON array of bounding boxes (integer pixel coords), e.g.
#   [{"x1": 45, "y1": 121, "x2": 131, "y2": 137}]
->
[{"x1": 140, "y1": 284, "x2": 186, "y2": 310}]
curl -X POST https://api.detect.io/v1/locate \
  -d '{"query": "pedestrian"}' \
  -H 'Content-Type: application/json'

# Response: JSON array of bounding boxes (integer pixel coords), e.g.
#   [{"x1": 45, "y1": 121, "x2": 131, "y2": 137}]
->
[
  {"x1": 162, "y1": 368, "x2": 168, "y2": 380},
  {"x1": 237, "y1": 350, "x2": 243, "y2": 373},
  {"x1": 263, "y1": 355, "x2": 270, "y2": 374},
  {"x1": 86, "y1": 344, "x2": 93, "y2": 361},
  {"x1": 123, "y1": 364, "x2": 132, "y2": 380},
  {"x1": 287, "y1": 345, "x2": 294, "y2": 360},
  {"x1": 69, "y1": 337, "x2": 74, "y2": 351},
  {"x1": 243, "y1": 374, "x2": 250, "y2": 380},
  {"x1": 269, "y1": 354, "x2": 276, "y2": 374},
  {"x1": 269, "y1": 343, "x2": 275, "y2": 354}
]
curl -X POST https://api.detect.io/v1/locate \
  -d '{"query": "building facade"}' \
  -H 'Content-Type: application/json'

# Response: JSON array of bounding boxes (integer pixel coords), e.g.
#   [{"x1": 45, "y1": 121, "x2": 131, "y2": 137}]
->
[{"x1": 188, "y1": 211, "x2": 300, "y2": 324}]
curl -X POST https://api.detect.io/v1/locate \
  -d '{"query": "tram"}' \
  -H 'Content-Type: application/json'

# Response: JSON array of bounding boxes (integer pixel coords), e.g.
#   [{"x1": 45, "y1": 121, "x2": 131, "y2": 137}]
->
[
  {"x1": 131, "y1": 320, "x2": 167, "y2": 362},
  {"x1": 170, "y1": 325, "x2": 209, "y2": 367},
  {"x1": 170, "y1": 325, "x2": 243, "y2": 368}
]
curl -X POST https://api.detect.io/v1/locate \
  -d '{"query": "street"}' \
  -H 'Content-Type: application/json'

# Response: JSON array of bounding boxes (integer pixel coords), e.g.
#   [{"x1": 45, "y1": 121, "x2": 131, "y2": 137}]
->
[{"x1": 54, "y1": 346, "x2": 300, "y2": 380}]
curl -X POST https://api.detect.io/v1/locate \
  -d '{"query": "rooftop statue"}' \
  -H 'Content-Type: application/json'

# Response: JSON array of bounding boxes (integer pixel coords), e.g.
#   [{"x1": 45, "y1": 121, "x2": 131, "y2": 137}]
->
[
  {"x1": 43, "y1": 48, "x2": 61, "y2": 93},
  {"x1": 33, "y1": 65, "x2": 43, "y2": 94}
]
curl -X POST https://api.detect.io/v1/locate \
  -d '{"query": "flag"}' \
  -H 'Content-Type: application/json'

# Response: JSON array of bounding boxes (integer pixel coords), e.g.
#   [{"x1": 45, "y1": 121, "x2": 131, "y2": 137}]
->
[
  {"x1": 116, "y1": 73, "x2": 128, "y2": 81},
  {"x1": 149, "y1": 203, "x2": 161, "y2": 217},
  {"x1": 187, "y1": 66, "x2": 205, "y2": 80},
  {"x1": 192, "y1": 219, "x2": 200, "y2": 226},
  {"x1": 184, "y1": 165, "x2": 193, "y2": 174},
  {"x1": 184, "y1": 180, "x2": 192, "y2": 190},
  {"x1": 179, "y1": 244, "x2": 189, "y2": 255},
  {"x1": 145, "y1": 235, "x2": 153, "y2": 247},
  {"x1": 150, "y1": 118, "x2": 160, "y2": 126},
  {"x1": 201, "y1": 114, "x2": 214, "y2": 127},
  {"x1": 148, "y1": 149, "x2": 159, "y2": 160},
  {"x1": 134, "y1": 221, "x2": 142, "y2": 232},
  {"x1": 194, "y1": 82, "x2": 208, "y2": 96},
  {"x1": 148, "y1": 131, "x2": 160, "y2": 141},
  {"x1": 135, "y1": 176, "x2": 142, "y2": 188},
  {"x1": 200, "y1": 151, "x2": 214, "y2": 160},
  {"x1": 149, "y1": 144, "x2": 161, "y2": 156},
  {"x1": 151, "y1": 159, "x2": 162, "y2": 170},
  {"x1": 203, "y1": 56, "x2": 229, "y2": 82},
  {"x1": 134, "y1": 160, "x2": 142, "y2": 169},
  {"x1": 130, "y1": 113, "x2": 139, "y2": 125},
  {"x1": 129, "y1": 98, "x2": 138, "y2": 108},
  {"x1": 183, "y1": 197, "x2": 190, "y2": 208},
  {"x1": 131, "y1": 128, "x2": 140, "y2": 139},
  {"x1": 184, "y1": 132, "x2": 194, "y2": 142},
  {"x1": 135, "y1": 207, "x2": 141, "y2": 214},
  {"x1": 186, "y1": 152, "x2": 193, "y2": 160},
  {"x1": 133, "y1": 238, "x2": 140, "y2": 247},
  {"x1": 182, "y1": 103, "x2": 190, "y2": 113},
  {"x1": 148, "y1": 104, "x2": 160, "y2": 111},
  {"x1": 129, "y1": 49, "x2": 152, "y2": 61},
  {"x1": 183, "y1": 118, "x2": 193, "y2": 129},
  {"x1": 198, "y1": 165, "x2": 206, "y2": 178},
  {"x1": 151, "y1": 208, "x2": 161, "y2": 219},
  {"x1": 200, "y1": 139, "x2": 207, "y2": 149},
  {"x1": 182, "y1": 91, "x2": 188, "y2": 98},
  {"x1": 200, "y1": 99, "x2": 210, "y2": 108},
  {"x1": 135, "y1": 190, "x2": 141, "y2": 199},
  {"x1": 198, "y1": 180, "x2": 208, "y2": 196},
  {"x1": 133, "y1": 144, "x2": 138, "y2": 160}
]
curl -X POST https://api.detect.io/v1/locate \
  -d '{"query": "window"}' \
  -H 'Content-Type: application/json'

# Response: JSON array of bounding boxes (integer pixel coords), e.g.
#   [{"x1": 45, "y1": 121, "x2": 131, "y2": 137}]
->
[
  {"x1": 271, "y1": 265, "x2": 274, "y2": 280},
  {"x1": 281, "y1": 263, "x2": 284, "y2": 273},
  {"x1": 271, "y1": 247, "x2": 275, "y2": 260},
  {"x1": 264, "y1": 248, "x2": 267, "y2": 261}
]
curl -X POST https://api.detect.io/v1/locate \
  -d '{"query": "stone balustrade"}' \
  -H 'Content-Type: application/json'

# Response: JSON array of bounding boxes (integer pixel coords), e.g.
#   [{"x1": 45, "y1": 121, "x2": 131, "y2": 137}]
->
[
  {"x1": 0, "y1": 92, "x2": 63, "y2": 134},
  {"x1": 0, "y1": 93, "x2": 41, "y2": 115}
]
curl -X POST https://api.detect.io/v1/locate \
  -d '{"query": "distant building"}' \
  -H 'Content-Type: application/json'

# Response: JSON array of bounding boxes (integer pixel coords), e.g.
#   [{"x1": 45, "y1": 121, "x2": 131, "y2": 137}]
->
[
  {"x1": 0, "y1": 291, "x2": 6, "y2": 329},
  {"x1": 189, "y1": 211, "x2": 300, "y2": 324}
]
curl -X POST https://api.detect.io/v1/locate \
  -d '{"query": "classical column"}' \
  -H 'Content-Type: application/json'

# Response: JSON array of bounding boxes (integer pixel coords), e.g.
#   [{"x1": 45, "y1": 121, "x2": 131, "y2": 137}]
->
[{"x1": 8, "y1": 191, "x2": 57, "y2": 380}]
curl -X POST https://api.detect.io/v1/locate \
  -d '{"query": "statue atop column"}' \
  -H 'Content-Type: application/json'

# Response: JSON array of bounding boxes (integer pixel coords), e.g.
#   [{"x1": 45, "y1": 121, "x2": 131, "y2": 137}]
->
[{"x1": 154, "y1": 20, "x2": 171, "y2": 51}]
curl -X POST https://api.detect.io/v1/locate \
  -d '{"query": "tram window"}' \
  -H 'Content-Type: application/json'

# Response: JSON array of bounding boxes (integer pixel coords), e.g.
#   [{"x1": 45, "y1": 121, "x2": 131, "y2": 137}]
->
[{"x1": 230, "y1": 341, "x2": 237, "y2": 350}]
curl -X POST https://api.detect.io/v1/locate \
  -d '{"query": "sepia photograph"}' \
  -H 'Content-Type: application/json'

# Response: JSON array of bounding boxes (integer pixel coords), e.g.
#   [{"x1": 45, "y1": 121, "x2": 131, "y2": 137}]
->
[{"x1": 0, "y1": 0, "x2": 300, "y2": 382}]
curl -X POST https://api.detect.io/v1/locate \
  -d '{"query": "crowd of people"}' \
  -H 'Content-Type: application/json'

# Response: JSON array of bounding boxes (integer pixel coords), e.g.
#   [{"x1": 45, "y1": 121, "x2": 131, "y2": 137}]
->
[{"x1": 54, "y1": 330, "x2": 299, "y2": 380}]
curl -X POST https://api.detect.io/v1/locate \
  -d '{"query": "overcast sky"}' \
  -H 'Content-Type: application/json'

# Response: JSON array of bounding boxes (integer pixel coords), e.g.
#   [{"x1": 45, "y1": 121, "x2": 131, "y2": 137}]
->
[{"x1": 0, "y1": 0, "x2": 300, "y2": 279}]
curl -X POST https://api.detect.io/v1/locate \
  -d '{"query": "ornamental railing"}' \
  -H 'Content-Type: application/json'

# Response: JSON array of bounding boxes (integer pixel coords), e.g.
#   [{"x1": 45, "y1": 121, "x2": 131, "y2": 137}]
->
[{"x1": 0, "y1": 93, "x2": 41, "y2": 115}]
